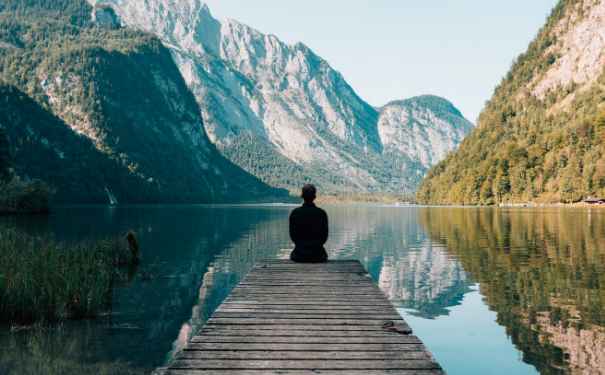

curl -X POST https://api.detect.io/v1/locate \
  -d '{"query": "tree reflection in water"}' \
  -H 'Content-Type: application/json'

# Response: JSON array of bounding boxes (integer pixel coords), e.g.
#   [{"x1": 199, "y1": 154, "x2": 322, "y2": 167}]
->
[
  {"x1": 7, "y1": 205, "x2": 586, "y2": 374},
  {"x1": 418, "y1": 207, "x2": 605, "y2": 375}
]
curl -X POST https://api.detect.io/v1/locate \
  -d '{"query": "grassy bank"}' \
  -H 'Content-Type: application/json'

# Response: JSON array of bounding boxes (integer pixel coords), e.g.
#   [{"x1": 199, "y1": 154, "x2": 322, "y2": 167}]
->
[{"x1": 0, "y1": 228, "x2": 126, "y2": 323}]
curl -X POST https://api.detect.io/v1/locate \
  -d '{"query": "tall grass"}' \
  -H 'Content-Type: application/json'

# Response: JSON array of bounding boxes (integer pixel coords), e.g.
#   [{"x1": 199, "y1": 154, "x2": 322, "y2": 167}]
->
[{"x1": 0, "y1": 228, "x2": 127, "y2": 323}]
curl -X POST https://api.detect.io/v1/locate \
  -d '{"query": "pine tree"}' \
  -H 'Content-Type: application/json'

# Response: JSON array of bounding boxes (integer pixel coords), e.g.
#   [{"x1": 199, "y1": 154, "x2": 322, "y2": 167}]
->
[{"x1": 0, "y1": 125, "x2": 10, "y2": 181}]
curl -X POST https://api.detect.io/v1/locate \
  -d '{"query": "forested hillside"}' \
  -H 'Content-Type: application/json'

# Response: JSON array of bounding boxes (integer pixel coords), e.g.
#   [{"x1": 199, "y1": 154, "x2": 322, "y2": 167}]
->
[
  {"x1": 416, "y1": 0, "x2": 605, "y2": 205},
  {"x1": 0, "y1": 0, "x2": 284, "y2": 203}
]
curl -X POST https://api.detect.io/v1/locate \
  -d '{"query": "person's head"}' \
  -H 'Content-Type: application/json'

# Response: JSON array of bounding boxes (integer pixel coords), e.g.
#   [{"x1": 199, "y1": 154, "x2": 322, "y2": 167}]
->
[{"x1": 301, "y1": 184, "x2": 317, "y2": 203}]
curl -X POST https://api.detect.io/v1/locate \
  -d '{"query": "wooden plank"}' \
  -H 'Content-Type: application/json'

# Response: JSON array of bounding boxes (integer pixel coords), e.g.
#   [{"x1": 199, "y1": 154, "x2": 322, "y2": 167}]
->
[
  {"x1": 212, "y1": 313, "x2": 403, "y2": 320},
  {"x1": 224, "y1": 295, "x2": 391, "y2": 301},
  {"x1": 169, "y1": 359, "x2": 442, "y2": 370},
  {"x1": 239, "y1": 281, "x2": 376, "y2": 285},
  {"x1": 244, "y1": 274, "x2": 370, "y2": 277},
  {"x1": 215, "y1": 309, "x2": 400, "y2": 315},
  {"x1": 259, "y1": 259, "x2": 360, "y2": 262},
  {"x1": 228, "y1": 293, "x2": 388, "y2": 298},
  {"x1": 184, "y1": 343, "x2": 428, "y2": 351},
  {"x1": 244, "y1": 269, "x2": 371, "y2": 274},
  {"x1": 206, "y1": 318, "x2": 409, "y2": 326},
  {"x1": 222, "y1": 299, "x2": 394, "y2": 306},
  {"x1": 165, "y1": 370, "x2": 446, "y2": 375},
  {"x1": 250, "y1": 268, "x2": 369, "y2": 271},
  {"x1": 231, "y1": 291, "x2": 387, "y2": 296},
  {"x1": 168, "y1": 260, "x2": 440, "y2": 373},
  {"x1": 216, "y1": 305, "x2": 399, "y2": 311},
  {"x1": 200, "y1": 324, "x2": 410, "y2": 332},
  {"x1": 190, "y1": 336, "x2": 424, "y2": 344},
  {"x1": 197, "y1": 329, "x2": 410, "y2": 337},
  {"x1": 178, "y1": 351, "x2": 431, "y2": 360},
  {"x1": 238, "y1": 281, "x2": 377, "y2": 286},
  {"x1": 239, "y1": 280, "x2": 376, "y2": 283},
  {"x1": 251, "y1": 266, "x2": 367, "y2": 271},
  {"x1": 243, "y1": 273, "x2": 371, "y2": 277},
  {"x1": 231, "y1": 286, "x2": 383, "y2": 292},
  {"x1": 234, "y1": 287, "x2": 383, "y2": 292}
]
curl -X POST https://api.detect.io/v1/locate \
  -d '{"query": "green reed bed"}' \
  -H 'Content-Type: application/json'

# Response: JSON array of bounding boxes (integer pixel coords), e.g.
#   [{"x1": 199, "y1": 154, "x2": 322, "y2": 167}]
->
[{"x1": 0, "y1": 228, "x2": 127, "y2": 323}]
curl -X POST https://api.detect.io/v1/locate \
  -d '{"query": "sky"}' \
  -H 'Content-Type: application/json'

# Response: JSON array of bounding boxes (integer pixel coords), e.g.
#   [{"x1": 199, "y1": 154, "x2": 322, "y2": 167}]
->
[{"x1": 200, "y1": 0, "x2": 559, "y2": 124}]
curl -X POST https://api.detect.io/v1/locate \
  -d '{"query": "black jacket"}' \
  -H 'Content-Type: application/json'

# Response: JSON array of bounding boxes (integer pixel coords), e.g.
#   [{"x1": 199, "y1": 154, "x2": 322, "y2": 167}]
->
[{"x1": 289, "y1": 202, "x2": 328, "y2": 262}]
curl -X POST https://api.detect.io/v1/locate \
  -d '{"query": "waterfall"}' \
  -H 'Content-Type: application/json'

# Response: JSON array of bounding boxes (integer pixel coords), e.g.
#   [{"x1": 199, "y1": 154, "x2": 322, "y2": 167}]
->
[{"x1": 105, "y1": 187, "x2": 118, "y2": 205}]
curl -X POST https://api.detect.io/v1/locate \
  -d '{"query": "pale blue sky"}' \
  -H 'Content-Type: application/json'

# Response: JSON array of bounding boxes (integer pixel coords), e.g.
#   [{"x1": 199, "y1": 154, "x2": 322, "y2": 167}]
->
[{"x1": 201, "y1": 0, "x2": 559, "y2": 123}]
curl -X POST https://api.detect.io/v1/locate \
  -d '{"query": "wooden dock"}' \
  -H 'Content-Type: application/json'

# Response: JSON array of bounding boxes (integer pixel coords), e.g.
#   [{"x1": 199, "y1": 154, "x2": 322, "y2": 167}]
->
[{"x1": 166, "y1": 259, "x2": 445, "y2": 374}]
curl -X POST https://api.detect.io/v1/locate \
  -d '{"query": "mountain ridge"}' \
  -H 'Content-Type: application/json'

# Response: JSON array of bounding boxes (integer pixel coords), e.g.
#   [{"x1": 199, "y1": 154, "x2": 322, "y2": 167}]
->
[
  {"x1": 92, "y1": 0, "x2": 474, "y2": 194},
  {"x1": 0, "y1": 0, "x2": 286, "y2": 203}
]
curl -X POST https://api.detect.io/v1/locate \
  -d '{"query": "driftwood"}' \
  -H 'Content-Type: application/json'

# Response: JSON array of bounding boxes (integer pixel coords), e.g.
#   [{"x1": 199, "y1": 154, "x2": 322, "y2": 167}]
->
[{"x1": 126, "y1": 230, "x2": 141, "y2": 265}]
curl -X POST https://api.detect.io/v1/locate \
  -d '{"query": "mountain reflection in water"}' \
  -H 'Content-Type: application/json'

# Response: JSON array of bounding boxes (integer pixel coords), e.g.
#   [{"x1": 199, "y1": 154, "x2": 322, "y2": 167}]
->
[
  {"x1": 2, "y1": 205, "x2": 599, "y2": 375},
  {"x1": 418, "y1": 207, "x2": 605, "y2": 375}
]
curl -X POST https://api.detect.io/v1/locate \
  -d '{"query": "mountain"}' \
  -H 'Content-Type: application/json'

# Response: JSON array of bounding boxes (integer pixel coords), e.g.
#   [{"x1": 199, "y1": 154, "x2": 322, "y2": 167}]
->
[
  {"x1": 91, "y1": 0, "x2": 474, "y2": 195},
  {"x1": 0, "y1": 0, "x2": 285, "y2": 203},
  {"x1": 416, "y1": 0, "x2": 605, "y2": 205}
]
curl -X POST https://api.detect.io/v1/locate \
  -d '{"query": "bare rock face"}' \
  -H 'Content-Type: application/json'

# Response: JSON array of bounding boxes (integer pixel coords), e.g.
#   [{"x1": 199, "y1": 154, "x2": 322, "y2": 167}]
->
[
  {"x1": 531, "y1": 0, "x2": 605, "y2": 101},
  {"x1": 378, "y1": 96, "x2": 474, "y2": 170},
  {"x1": 92, "y1": 4, "x2": 121, "y2": 29},
  {"x1": 91, "y1": 0, "x2": 473, "y2": 193}
]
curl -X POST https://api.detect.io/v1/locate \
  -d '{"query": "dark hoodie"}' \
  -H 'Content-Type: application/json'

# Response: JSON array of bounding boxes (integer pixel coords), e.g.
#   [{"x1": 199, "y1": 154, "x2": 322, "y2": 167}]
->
[{"x1": 289, "y1": 202, "x2": 329, "y2": 263}]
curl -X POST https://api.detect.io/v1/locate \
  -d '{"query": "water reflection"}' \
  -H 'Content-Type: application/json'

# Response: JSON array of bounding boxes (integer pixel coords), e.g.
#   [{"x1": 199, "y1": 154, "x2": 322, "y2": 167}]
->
[
  {"x1": 0, "y1": 205, "x2": 528, "y2": 374},
  {"x1": 325, "y1": 206, "x2": 474, "y2": 319},
  {"x1": 418, "y1": 207, "x2": 605, "y2": 375},
  {"x1": 0, "y1": 205, "x2": 292, "y2": 374}
]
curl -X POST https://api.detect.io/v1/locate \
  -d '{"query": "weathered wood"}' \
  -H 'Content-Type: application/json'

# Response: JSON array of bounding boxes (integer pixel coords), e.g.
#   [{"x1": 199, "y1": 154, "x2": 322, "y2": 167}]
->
[
  {"x1": 224, "y1": 296, "x2": 392, "y2": 302},
  {"x1": 199, "y1": 324, "x2": 409, "y2": 332},
  {"x1": 212, "y1": 312, "x2": 404, "y2": 320},
  {"x1": 215, "y1": 309, "x2": 400, "y2": 316},
  {"x1": 164, "y1": 369, "x2": 445, "y2": 375},
  {"x1": 216, "y1": 305, "x2": 398, "y2": 311},
  {"x1": 234, "y1": 289, "x2": 384, "y2": 294},
  {"x1": 189, "y1": 336, "x2": 425, "y2": 344},
  {"x1": 178, "y1": 350, "x2": 432, "y2": 360},
  {"x1": 228, "y1": 293, "x2": 389, "y2": 299},
  {"x1": 222, "y1": 300, "x2": 393, "y2": 306},
  {"x1": 238, "y1": 282, "x2": 377, "y2": 286},
  {"x1": 206, "y1": 318, "x2": 409, "y2": 326},
  {"x1": 168, "y1": 260, "x2": 442, "y2": 374},
  {"x1": 165, "y1": 370, "x2": 446, "y2": 375},
  {"x1": 183, "y1": 343, "x2": 427, "y2": 351},
  {"x1": 170, "y1": 359, "x2": 442, "y2": 370},
  {"x1": 197, "y1": 329, "x2": 409, "y2": 337}
]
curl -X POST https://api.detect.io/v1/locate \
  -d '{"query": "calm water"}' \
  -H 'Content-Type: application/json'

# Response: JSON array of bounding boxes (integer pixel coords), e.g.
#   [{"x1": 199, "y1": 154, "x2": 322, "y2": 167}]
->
[{"x1": 0, "y1": 205, "x2": 604, "y2": 375}]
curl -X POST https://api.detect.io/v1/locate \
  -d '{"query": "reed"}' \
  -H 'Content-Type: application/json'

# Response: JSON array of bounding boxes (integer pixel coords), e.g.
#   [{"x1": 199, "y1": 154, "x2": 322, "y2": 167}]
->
[{"x1": 0, "y1": 228, "x2": 127, "y2": 323}]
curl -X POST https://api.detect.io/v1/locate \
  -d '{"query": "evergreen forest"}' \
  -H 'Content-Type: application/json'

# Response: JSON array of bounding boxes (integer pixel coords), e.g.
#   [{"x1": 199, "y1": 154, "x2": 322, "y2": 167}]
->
[
  {"x1": 0, "y1": 0, "x2": 285, "y2": 204},
  {"x1": 416, "y1": 0, "x2": 605, "y2": 205}
]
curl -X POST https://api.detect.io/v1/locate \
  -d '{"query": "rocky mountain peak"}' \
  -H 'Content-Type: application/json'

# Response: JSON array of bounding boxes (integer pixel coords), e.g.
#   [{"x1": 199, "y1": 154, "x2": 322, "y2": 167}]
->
[
  {"x1": 91, "y1": 0, "x2": 473, "y2": 194},
  {"x1": 378, "y1": 95, "x2": 474, "y2": 168},
  {"x1": 199, "y1": 2, "x2": 211, "y2": 14},
  {"x1": 530, "y1": 0, "x2": 605, "y2": 104}
]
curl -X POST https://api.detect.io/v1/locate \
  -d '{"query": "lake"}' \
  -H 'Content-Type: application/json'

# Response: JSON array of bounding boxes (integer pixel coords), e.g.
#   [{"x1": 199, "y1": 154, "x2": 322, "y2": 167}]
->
[{"x1": 0, "y1": 205, "x2": 604, "y2": 374}]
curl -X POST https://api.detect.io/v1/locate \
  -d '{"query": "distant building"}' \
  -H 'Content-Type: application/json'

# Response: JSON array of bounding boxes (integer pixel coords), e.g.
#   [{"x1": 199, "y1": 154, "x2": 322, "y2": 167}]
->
[{"x1": 584, "y1": 197, "x2": 605, "y2": 205}]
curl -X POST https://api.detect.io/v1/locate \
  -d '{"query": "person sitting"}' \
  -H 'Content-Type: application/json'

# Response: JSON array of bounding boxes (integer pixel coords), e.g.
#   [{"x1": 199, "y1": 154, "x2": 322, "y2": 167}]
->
[{"x1": 289, "y1": 184, "x2": 328, "y2": 263}]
